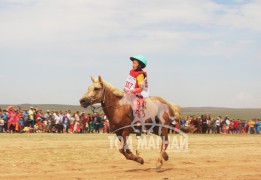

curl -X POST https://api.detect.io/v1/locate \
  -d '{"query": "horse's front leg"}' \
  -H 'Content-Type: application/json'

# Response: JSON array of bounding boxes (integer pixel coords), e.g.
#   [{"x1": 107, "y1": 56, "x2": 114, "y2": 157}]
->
[{"x1": 118, "y1": 129, "x2": 144, "y2": 165}]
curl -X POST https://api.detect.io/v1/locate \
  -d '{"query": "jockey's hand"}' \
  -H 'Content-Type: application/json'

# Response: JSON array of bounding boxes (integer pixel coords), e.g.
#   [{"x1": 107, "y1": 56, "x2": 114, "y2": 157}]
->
[{"x1": 124, "y1": 89, "x2": 131, "y2": 94}]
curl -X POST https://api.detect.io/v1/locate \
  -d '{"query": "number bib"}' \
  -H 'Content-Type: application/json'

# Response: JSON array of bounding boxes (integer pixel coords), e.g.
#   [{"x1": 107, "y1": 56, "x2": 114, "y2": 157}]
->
[
  {"x1": 124, "y1": 74, "x2": 149, "y2": 97},
  {"x1": 124, "y1": 75, "x2": 136, "y2": 90}
]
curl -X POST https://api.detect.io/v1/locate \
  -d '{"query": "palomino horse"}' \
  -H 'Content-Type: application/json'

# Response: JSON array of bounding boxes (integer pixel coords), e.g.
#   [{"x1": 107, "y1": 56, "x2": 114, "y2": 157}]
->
[{"x1": 80, "y1": 76, "x2": 181, "y2": 167}]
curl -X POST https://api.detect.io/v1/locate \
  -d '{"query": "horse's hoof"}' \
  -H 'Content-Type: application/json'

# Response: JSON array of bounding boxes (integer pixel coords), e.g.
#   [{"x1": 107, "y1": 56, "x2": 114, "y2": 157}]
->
[
  {"x1": 137, "y1": 157, "x2": 144, "y2": 165},
  {"x1": 162, "y1": 152, "x2": 169, "y2": 161},
  {"x1": 156, "y1": 157, "x2": 163, "y2": 169},
  {"x1": 156, "y1": 162, "x2": 162, "y2": 170},
  {"x1": 119, "y1": 149, "x2": 124, "y2": 154}
]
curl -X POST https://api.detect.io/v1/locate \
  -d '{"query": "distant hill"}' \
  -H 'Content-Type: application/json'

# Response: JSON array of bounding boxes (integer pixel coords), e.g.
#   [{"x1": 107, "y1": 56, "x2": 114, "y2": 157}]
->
[
  {"x1": 0, "y1": 104, "x2": 260, "y2": 120},
  {"x1": 0, "y1": 104, "x2": 94, "y2": 114},
  {"x1": 182, "y1": 107, "x2": 261, "y2": 120}
]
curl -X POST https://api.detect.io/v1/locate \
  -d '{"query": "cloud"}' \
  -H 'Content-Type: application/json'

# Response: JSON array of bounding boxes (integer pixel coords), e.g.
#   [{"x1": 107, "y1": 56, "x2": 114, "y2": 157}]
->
[
  {"x1": 0, "y1": 0, "x2": 260, "y2": 46},
  {"x1": 0, "y1": 0, "x2": 259, "y2": 63},
  {"x1": 0, "y1": 0, "x2": 261, "y2": 107},
  {"x1": 214, "y1": 1, "x2": 261, "y2": 30},
  {"x1": 237, "y1": 91, "x2": 253, "y2": 101},
  {"x1": 234, "y1": 91, "x2": 261, "y2": 108}
]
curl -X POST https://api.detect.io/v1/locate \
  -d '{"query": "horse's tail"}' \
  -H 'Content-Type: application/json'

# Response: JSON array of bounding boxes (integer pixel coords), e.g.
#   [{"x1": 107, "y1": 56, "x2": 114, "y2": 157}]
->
[
  {"x1": 167, "y1": 101, "x2": 196, "y2": 134},
  {"x1": 168, "y1": 102, "x2": 181, "y2": 120},
  {"x1": 180, "y1": 126, "x2": 197, "y2": 133}
]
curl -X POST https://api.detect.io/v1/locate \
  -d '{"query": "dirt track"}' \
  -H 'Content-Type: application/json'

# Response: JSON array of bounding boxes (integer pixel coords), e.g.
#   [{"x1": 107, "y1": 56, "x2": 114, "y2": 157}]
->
[{"x1": 0, "y1": 133, "x2": 261, "y2": 180}]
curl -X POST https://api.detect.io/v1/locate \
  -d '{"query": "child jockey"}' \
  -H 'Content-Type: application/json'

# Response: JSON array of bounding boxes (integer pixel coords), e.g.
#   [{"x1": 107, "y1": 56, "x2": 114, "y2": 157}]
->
[{"x1": 124, "y1": 55, "x2": 149, "y2": 138}]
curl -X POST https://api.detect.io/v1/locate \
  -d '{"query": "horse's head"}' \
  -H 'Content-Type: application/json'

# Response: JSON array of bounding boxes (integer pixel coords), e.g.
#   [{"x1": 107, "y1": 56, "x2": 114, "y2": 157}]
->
[{"x1": 80, "y1": 76, "x2": 105, "y2": 108}]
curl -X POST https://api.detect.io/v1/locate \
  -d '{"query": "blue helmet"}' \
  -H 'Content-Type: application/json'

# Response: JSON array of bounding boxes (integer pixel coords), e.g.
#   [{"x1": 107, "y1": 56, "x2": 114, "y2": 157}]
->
[{"x1": 130, "y1": 55, "x2": 147, "y2": 68}]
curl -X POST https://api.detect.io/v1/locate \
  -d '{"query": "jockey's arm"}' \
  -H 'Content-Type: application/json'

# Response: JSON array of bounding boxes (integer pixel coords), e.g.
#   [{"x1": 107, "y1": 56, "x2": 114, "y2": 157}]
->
[{"x1": 131, "y1": 74, "x2": 144, "y2": 94}]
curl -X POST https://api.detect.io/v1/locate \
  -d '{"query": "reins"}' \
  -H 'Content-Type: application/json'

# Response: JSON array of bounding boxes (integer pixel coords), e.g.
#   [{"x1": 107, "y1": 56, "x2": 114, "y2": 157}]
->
[{"x1": 90, "y1": 84, "x2": 124, "y2": 113}]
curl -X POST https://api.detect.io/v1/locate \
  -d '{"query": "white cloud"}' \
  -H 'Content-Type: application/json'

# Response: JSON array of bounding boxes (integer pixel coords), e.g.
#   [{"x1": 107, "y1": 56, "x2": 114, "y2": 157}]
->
[
  {"x1": 1, "y1": 0, "x2": 261, "y2": 107},
  {"x1": 234, "y1": 91, "x2": 261, "y2": 108},
  {"x1": 216, "y1": 0, "x2": 261, "y2": 31},
  {"x1": 0, "y1": 0, "x2": 260, "y2": 46},
  {"x1": 237, "y1": 91, "x2": 253, "y2": 101}
]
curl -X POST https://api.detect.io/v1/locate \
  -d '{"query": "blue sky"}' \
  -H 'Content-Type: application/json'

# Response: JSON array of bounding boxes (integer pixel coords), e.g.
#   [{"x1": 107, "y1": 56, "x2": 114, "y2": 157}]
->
[{"x1": 0, "y1": 0, "x2": 261, "y2": 108}]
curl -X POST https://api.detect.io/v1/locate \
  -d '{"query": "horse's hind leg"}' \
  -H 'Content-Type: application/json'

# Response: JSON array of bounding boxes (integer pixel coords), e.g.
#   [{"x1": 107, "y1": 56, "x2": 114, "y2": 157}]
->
[
  {"x1": 156, "y1": 128, "x2": 169, "y2": 169},
  {"x1": 161, "y1": 127, "x2": 169, "y2": 161}
]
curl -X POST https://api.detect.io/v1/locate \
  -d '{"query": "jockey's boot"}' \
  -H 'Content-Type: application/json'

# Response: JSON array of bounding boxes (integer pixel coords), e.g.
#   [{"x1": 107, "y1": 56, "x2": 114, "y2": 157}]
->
[
  {"x1": 136, "y1": 125, "x2": 142, "y2": 139},
  {"x1": 133, "y1": 109, "x2": 142, "y2": 139}
]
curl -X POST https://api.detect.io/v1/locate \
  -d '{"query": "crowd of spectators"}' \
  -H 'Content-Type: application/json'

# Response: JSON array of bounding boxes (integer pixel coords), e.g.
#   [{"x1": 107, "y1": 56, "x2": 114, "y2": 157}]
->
[
  {"x1": 1, "y1": 106, "x2": 260, "y2": 135},
  {"x1": 0, "y1": 106, "x2": 109, "y2": 134},
  {"x1": 178, "y1": 115, "x2": 261, "y2": 134}
]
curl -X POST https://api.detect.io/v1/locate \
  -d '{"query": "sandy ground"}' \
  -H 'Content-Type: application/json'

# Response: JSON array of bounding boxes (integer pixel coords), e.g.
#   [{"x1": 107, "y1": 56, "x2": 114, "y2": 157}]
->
[{"x1": 0, "y1": 133, "x2": 261, "y2": 180}]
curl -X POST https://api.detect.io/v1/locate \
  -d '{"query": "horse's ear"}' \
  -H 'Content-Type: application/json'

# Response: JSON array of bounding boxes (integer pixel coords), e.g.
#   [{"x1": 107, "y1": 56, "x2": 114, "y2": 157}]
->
[
  {"x1": 98, "y1": 75, "x2": 103, "y2": 83},
  {"x1": 91, "y1": 76, "x2": 95, "y2": 83}
]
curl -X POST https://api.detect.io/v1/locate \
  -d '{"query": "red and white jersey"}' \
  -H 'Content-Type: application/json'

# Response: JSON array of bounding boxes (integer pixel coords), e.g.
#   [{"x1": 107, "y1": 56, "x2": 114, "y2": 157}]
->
[{"x1": 124, "y1": 70, "x2": 149, "y2": 97}]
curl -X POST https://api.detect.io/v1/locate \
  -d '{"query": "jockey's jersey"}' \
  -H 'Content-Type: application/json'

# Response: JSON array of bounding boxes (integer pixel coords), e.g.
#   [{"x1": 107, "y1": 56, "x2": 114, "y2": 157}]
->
[{"x1": 124, "y1": 69, "x2": 149, "y2": 97}]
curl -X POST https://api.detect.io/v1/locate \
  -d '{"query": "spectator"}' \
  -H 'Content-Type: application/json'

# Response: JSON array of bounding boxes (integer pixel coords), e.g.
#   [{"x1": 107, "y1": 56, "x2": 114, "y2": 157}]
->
[
  {"x1": 2, "y1": 110, "x2": 8, "y2": 133},
  {"x1": 216, "y1": 117, "x2": 221, "y2": 134},
  {"x1": 23, "y1": 109, "x2": 29, "y2": 127},
  {"x1": 180, "y1": 118, "x2": 186, "y2": 127},
  {"x1": 52, "y1": 111, "x2": 59, "y2": 132},
  {"x1": 43, "y1": 117, "x2": 48, "y2": 132},
  {"x1": 19, "y1": 115, "x2": 24, "y2": 133},
  {"x1": 210, "y1": 120, "x2": 216, "y2": 134},
  {"x1": 245, "y1": 120, "x2": 250, "y2": 134},
  {"x1": 9, "y1": 109, "x2": 19, "y2": 133},
  {"x1": 88, "y1": 119, "x2": 94, "y2": 133},
  {"x1": 57, "y1": 111, "x2": 64, "y2": 133},
  {"x1": 63, "y1": 111, "x2": 69, "y2": 133},
  {"x1": 249, "y1": 119, "x2": 256, "y2": 134},
  {"x1": 44, "y1": 110, "x2": 51, "y2": 120},
  {"x1": 98, "y1": 115, "x2": 104, "y2": 133},
  {"x1": 240, "y1": 120, "x2": 246, "y2": 134},
  {"x1": 256, "y1": 119, "x2": 261, "y2": 134},
  {"x1": 0, "y1": 116, "x2": 4, "y2": 133},
  {"x1": 103, "y1": 115, "x2": 110, "y2": 133},
  {"x1": 92, "y1": 114, "x2": 97, "y2": 133},
  {"x1": 201, "y1": 115, "x2": 208, "y2": 134},
  {"x1": 69, "y1": 113, "x2": 75, "y2": 133},
  {"x1": 28, "y1": 107, "x2": 35, "y2": 128},
  {"x1": 206, "y1": 118, "x2": 211, "y2": 134},
  {"x1": 225, "y1": 118, "x2": 230, "y2": 134},
  {"x1": 74, "y1": 111, "x2": 80, "y2": 133},
  {"x1": 229, "y1": 120, "x2": 234, "y2": 134},
  {"x1": 234, "y1": 119, "x2": 240, "y2": 134},
  {"x1": 35, "y1": 119, "x2": 43, "y2": 133},
  {"x1": 80, "y1": 112, "x2": 87, "y2": 133},
  {"x1": 36, "y1": 110, "x2": 44, "y2": 121}
]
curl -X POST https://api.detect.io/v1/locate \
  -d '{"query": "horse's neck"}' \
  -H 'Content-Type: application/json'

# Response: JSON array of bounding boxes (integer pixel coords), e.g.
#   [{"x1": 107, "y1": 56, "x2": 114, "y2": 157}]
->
[{"x1": 101, "y1": 84, "x2": 120, "y2": 121}]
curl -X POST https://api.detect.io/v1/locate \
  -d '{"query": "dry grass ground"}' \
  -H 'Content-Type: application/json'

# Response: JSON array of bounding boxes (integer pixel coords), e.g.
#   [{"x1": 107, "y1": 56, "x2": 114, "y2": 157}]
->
[{"x1": 0, "y1": 133, "x2": 261, "y2": 180}]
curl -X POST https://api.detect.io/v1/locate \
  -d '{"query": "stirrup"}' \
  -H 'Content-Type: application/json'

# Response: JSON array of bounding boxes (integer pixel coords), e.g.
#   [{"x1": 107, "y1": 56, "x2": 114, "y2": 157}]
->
[{"x1": 135, "y1": 120, "x2": 142, "y2": 126}]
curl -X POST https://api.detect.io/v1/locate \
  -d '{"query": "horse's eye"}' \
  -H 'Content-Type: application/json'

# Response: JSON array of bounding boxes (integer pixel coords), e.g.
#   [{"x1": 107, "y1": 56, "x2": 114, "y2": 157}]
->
[{"x1": 94, "y1": 87, "x2": 99, "y2": 91}]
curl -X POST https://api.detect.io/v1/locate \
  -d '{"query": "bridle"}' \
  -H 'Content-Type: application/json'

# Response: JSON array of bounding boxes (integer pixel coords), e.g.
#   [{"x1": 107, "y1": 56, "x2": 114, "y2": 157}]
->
[
  {"x1": 88, "y1": 83, "x2": 124, "y2": 113},
  {"x1": 88, "y1": 83, "x2": 106, "y2": 105}
]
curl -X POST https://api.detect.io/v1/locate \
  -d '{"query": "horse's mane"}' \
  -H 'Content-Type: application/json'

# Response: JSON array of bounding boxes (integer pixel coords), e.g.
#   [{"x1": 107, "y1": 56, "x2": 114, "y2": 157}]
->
[{"x1": 102, "y1": 80, "x2": 124, "y2": 98}]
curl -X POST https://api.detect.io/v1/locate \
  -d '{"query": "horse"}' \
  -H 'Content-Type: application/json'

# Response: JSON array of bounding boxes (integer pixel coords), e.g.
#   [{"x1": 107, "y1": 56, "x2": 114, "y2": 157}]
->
[{"x1": 79, "y1": 76, "x2": 185, "y2": 168}]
